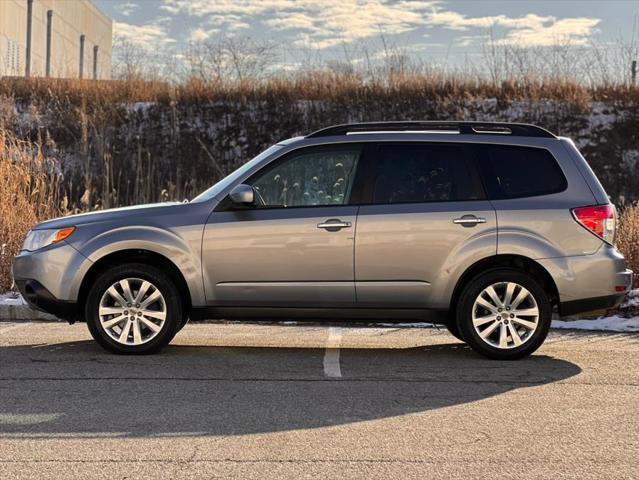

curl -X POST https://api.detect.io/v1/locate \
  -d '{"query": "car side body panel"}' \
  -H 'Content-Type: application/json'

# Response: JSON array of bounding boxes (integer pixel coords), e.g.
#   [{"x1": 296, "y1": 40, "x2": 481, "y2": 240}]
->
[
  {"x1": 29, "y1": 202, "x2": 212, "y2": 306},
  {"x1": 202, "y1": 205, "x2": 359, "y2": 306},
  {"x1": 354, "y1": 201, "x2": 497, "y2": 309},
  {"x1": 494, "y1": 141, "x2": 602, "y2": 259},
  {"x1": 78, "y1": 225, "x2": 206, "y2": 306}
]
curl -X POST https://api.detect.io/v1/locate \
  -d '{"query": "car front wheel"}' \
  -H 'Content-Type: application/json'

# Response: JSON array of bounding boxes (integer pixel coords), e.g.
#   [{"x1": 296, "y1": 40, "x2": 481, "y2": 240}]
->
[{"x1": 85, "y1": 264, "x2": 182, "y2": 354}]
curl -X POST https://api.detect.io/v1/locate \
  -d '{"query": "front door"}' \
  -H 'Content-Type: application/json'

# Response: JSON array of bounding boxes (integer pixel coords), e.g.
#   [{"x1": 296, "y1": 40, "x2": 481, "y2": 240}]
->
[{"x1": 202, "y1": 144, "x2": 364, "y2": 307}]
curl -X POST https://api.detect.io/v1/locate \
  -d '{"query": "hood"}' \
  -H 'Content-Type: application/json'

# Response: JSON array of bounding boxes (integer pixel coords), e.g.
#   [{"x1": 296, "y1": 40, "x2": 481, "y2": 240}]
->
[{"x1": 34, "y1": 202, "x2": 185, "y2": 230}]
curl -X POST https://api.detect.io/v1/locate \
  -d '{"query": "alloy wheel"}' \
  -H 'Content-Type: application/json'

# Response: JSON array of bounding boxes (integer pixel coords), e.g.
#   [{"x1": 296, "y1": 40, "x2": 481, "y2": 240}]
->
[
  {"x1": 98, "y1": 278, "x2": 167, "y2": 346},
  {"x1": 471, "y1": 281, "x2": 539, "y2": 349}
]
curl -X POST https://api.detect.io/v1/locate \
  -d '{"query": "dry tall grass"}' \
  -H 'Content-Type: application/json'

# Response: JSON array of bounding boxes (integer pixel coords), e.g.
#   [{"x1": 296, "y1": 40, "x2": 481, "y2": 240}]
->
[
  {"x1": 617, "y1": 204, "x2": 639, "y2": 288},
  {"x1": 2, "y1": 75, "x2": 637, "y2": 212},
  {"x1": 1, "y1": 74, "x2": 637, "y2": 108},
  {"x1": 0, "y1": 130, "x2": 63, "y2": 290}
]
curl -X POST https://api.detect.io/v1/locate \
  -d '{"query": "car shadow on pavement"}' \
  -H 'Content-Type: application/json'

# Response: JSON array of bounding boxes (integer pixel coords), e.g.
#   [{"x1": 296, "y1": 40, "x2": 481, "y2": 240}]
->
[{"x1": 0, "y1": 339, "x2": 581, "y2": 438}]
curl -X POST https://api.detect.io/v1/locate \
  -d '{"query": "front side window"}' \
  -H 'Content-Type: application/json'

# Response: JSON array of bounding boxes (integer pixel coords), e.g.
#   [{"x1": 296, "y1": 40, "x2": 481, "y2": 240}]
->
[
  {"x1": 371, "y1": 144, "x2": 484, "y2": 204},
  {"x1": 248, "y1": 145, "x2": 361, "y2": 207},
  {"x1": 191, "y1": 145, "x2": 283, "y2": 203},
  {"x1": 479, "y1": 145, "x2": 567, "y2": 199}
]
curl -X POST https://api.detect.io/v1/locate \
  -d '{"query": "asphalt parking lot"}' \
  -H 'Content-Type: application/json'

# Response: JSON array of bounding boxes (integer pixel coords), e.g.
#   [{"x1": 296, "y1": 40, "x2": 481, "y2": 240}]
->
[{"x1": 1, "y1": 321, "x2": 638, "y2": 479}]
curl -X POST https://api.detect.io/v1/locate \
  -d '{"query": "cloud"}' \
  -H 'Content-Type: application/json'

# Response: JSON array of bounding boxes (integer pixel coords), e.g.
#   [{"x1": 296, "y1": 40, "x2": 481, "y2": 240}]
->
[
  {"x1": 423, "y1": 11, "x2": 556, "y2": 31},
  {"x1": 158, "y1": 1, "x2": 600, "y2": 50},
  {"x1": 114, "y1": 21, "x2": 176, "y2": 50},
  {"x1": 115, "y1": 1, "x2": 139, "y2": 17},
  {"x1": 495, "y1": 17, "x2": 601, "y2": 47},
  {"x1": 189, "y1": 28, "x2": 211, "y2": 42},
  {"x1": 455, "y1": 34, "x2": 489, "y2": 48},
  {"x1": 263, "y1": 14, "x2": 319, "y2": 33},
  {"x1": 188, "y1": 27, "x2": 227, "y2": 42},
  {"x1": 205, "y1": 14, "x2": 251, "y2": 31},
  {"x1": 424, "y1": 8, "x2": 600, "y2": 46},
  {"x1": 162, "y1": 0, "x2": 438, "y2": 48}
]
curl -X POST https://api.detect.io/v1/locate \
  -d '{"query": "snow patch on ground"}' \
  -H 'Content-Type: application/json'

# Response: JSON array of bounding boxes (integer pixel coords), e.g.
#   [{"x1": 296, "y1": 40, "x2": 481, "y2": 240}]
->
[
  {"x1": 620, "y1": 289, "x2": 639, "y2": 308},
  {"x1": 0, "y1": 292, "x2": 26, "y2": 306},
  {"x1": 552, "y1": 316, "x2": 639, "y2": 332},
  {"x1": 369, "y1": 318, "x2": 639, "y2": 333}
]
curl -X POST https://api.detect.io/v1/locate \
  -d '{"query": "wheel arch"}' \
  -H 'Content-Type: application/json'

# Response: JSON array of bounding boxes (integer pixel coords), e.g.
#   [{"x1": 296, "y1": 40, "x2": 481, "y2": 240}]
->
[
  {"x1": 448, "y1": 254, "x2": 560, "y2": 320},
  {"x1": 77, "y1": 249, "x2": 192, "y2": 318}
]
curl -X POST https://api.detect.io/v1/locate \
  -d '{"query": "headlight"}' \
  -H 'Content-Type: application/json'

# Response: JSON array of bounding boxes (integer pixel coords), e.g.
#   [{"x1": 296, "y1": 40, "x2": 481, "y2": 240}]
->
[{"x1": 21, "y1": 227, "x2": 75, "y2": 252}]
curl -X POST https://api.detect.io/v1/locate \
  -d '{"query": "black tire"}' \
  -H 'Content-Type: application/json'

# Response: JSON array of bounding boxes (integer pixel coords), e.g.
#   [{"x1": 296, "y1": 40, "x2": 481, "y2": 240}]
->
[
  {"x1": 177, "y1": 315, "x2": 190, "y2": 332},
  {"x1": 85, "y1": 263, "x2": 183, "y2": 354},
  {"x1": 456, "y1": 268, "x2": 551, "y2": 360},
  {"x1": 444, "y1": 319, "x2": 465, "y2": 342}
]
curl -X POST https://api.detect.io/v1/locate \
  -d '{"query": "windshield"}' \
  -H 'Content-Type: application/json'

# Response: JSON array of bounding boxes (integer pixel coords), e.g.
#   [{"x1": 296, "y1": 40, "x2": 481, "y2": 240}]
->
[{"x1": 191, "y1": 145, "x2": 283, "y2": 203}]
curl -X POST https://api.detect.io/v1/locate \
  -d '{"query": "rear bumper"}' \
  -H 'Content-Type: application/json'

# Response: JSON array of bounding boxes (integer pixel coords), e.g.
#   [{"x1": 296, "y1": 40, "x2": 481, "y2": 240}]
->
[
  {"x1": 538, "y1": 245, "x2": 633, "y2": 315},
  {"x1": 14, "y1": 279, "x2": 79, "y2": 322},
  {"x1": 559, "y1": 292, "x2": 628, "y2": 317}
]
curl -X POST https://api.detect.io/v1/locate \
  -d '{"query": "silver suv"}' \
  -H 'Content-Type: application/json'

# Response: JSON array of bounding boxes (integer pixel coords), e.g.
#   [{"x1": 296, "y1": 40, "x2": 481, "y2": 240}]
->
[{"x1": 12, "y1": 122, "x2": 633, "y2": 359}]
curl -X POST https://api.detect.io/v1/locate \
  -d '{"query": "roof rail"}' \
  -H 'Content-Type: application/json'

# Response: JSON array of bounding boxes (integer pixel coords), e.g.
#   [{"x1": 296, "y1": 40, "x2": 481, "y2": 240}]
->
[{"x1": 306, "y1": 121, "x2": 556, "y2": 139}]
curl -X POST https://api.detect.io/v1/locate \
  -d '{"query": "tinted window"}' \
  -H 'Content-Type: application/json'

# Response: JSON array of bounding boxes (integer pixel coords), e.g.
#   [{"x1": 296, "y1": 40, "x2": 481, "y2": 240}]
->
[
  {"x1": 480, "y1": 145, "x2": 567, "y2": 199},
  {"x1": 371, "y1": 144, "x2": 484, "y2": 204},
  {"x1": 249, "y1": 145, "x2": 361, "y2": 207}
]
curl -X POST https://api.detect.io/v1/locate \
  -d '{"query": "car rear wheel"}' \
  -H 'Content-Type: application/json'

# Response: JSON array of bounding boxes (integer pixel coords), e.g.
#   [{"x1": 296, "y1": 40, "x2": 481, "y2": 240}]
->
[
  {"x1": 85, "y1": 264, "x2": 182, "y2": 354},
  {"x1": 444, "y1": 319, "x2": 465, "y2": 342},
  {"x1": 456, "y1": 269, "x2": 551, "y2": 360}
]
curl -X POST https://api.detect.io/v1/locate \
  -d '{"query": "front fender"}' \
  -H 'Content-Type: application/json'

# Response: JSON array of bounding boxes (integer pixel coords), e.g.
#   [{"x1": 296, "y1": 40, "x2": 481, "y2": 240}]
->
[{"x1": 74, "y1": 225, "x2": 206, "y2": 306}]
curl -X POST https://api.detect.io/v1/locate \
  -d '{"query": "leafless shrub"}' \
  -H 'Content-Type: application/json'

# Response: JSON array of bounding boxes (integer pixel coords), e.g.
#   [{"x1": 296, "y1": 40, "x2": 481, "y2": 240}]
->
[
  {"x1": 0, "y1": 130, "x2": 64, "y2": 290},
  {"x1": 617, "y1": 203, "x2": 639, "y2": 288}
]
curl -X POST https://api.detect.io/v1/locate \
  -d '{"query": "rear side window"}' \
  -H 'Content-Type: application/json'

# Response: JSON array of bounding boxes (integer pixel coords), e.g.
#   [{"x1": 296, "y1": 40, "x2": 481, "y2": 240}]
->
[
  {"x1": 479, "y1": 145, "x2": 567, "y2": 199},
  {"x1": 371, "y1": 144, "x2": 485, "y2": 204}
]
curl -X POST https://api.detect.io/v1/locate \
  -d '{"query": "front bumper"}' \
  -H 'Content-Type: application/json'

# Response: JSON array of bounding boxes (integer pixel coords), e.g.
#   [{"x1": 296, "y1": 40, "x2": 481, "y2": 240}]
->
[
  {"x1": 11, "y1": 241, "x2": 91, "y2": 323},
  {"x1": 14, "y1": 279, "x2": 79, "y2": 322},
  {"x1": 11, "y1": 242, "x2": 91, "y2": 302}
]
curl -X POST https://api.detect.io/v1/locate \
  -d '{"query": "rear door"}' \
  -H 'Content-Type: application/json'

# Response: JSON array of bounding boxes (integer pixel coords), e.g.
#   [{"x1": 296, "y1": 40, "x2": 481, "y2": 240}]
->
[{"x1": 354, "y1": 142, "x2": 497, "y2": 308}]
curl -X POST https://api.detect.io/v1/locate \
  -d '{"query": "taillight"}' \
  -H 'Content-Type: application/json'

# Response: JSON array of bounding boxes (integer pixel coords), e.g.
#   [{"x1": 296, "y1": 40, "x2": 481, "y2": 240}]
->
[{"x1": 571, "y1": 204, "x2": 616, "y2": 244}]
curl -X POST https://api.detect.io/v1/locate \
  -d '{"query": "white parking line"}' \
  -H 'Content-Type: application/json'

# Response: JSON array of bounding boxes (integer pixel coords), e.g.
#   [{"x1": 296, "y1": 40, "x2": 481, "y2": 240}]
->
[{"x1": 323, "y1": 327, "x2": 343, "y2": 378}]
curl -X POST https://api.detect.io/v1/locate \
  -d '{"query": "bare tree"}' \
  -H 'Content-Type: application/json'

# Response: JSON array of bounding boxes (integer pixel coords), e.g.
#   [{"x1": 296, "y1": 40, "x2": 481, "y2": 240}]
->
[
  {"x1": 184, "y1": 37, "x2": 278, "y2": 83},
  {"x1": 111, "y1": 36, "x2": 149, "y2": 80}
]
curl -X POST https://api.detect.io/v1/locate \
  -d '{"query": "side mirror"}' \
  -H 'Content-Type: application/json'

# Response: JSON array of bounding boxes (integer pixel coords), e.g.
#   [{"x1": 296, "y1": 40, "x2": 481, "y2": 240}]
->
[{"x1": 229, "y1": 184, "x2": 255, "y2": 205}]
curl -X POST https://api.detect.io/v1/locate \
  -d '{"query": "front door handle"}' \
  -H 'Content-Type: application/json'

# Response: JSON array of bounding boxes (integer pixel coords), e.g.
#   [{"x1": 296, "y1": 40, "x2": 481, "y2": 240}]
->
[
  {"x1": 452, "y1": 215, "x2": 486, "y2": 227},
  {"x1": 317, "y1": 219, "x2": 352, "y2": 230}
]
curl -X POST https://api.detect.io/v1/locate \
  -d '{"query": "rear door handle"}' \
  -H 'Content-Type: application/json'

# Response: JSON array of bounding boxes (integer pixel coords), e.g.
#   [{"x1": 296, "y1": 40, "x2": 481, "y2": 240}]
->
[
  {"x1": 453, "y1": 215, "x2": 486, "y2": 227},
  {"x1": 317, "y1": 219, "x2": 352, "y2": 230}
]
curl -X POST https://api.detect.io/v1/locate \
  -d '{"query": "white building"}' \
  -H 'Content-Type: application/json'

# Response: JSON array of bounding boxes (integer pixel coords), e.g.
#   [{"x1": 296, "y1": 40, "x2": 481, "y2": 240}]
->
[{"x1": 0, "y1": 0, "x2": 112, "y2": 79}]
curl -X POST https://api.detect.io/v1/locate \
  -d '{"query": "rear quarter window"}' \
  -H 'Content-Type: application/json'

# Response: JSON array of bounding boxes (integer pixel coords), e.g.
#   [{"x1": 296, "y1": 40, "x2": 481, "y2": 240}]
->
[{"x1": 478, "y1": 145, "x2": 567, "y2": 199}]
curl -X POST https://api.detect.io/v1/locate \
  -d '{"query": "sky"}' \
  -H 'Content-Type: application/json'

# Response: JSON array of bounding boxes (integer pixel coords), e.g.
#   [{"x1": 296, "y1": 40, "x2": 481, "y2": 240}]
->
[{"x1": 94, "y1": 0, "x2": 639, "y2": 71}]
